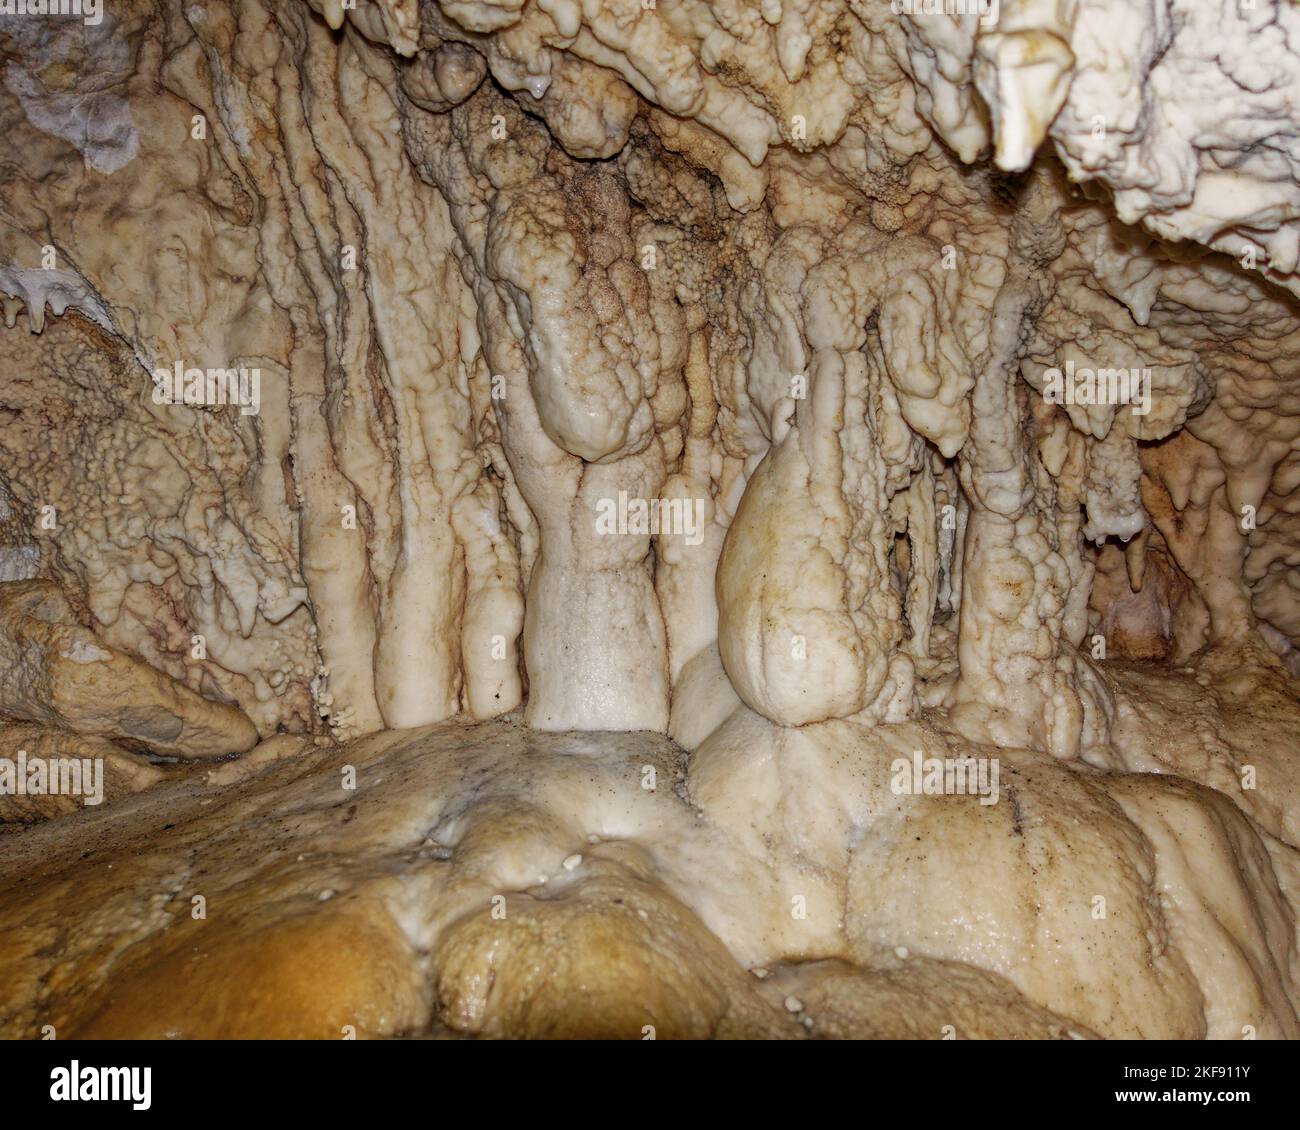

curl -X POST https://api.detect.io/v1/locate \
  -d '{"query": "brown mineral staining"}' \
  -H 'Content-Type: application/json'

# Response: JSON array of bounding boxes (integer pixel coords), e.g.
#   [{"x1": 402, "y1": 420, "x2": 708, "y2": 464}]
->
[
  {"x1": 0, "y1": 0, "x2": 1298, "y2": 1040},
  {"x1": 0, "y1": 581, "x2": 257, "y2": 759}
]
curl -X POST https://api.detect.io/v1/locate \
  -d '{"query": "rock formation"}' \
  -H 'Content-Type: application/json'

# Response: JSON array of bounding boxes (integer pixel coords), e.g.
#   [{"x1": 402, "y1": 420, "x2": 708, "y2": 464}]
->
[{"x1": 0, "y1": 0, "x2": 1297, "y2": 1040}]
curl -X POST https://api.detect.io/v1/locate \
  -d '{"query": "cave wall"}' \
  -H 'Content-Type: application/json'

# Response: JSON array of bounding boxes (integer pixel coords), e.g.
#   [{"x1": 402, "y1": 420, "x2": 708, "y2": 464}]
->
[{"x1": 0, "y1": 0, "x2": 1296, "y2": 757}]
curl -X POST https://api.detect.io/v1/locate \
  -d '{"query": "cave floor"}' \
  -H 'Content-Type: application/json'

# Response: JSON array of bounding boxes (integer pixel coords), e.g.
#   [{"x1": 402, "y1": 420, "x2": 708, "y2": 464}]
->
[{"x1": 0, "y1": 656, "x2": 1297, "y2": 1039}]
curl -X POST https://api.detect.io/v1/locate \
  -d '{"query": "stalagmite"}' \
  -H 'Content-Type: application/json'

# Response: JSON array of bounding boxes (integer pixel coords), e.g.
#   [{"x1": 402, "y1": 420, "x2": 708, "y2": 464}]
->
[{"x1": 0, "y1": 0, "x2": 1297, "y2": 1045}]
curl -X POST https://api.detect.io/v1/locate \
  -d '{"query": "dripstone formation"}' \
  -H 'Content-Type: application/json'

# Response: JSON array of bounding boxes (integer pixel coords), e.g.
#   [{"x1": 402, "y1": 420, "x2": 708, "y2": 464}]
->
[{"x1": 0, "y1": 0, "x2": 1298, "y2": 1040}]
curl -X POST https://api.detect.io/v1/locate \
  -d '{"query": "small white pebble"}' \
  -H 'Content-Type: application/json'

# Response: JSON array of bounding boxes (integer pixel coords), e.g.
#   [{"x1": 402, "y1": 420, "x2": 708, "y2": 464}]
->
[
  {"x1": 751, "y1": 967, "x2": 769, "y2": 980},
  {"x1": 784, "y1": 996, "x2": 804, "y2": 1014},
  {"x1": 587, "y1": 834, "x2": 600, "y2": 844},
  {"x1": 802, "y1": 1016, "x2": 814, "y2": 1030},
  {"x1": 895, "y1": 946, "x2": 910, "y2": 959},
  {"x1": 563, "y1": 853, "x2": 582, "y2": 871},
  {"x1": 318, "y1": 889, "x2": 336, "y2": 901}
]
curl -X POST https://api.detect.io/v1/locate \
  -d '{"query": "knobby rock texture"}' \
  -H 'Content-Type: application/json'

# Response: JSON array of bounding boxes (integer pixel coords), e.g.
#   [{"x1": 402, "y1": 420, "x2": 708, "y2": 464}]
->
[{"x1": 0, "y1": 0, "x2": 1298, "y2": 1040}]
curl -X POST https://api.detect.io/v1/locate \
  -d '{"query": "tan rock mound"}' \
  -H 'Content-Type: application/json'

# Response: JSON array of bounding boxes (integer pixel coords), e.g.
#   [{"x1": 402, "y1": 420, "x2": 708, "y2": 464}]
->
[
  {"x1": 0, "y1": 581, "x2": 258, "y2": 759},
  {"x1": 0, "y1": 723, "x2": 165, "y2": 826}
]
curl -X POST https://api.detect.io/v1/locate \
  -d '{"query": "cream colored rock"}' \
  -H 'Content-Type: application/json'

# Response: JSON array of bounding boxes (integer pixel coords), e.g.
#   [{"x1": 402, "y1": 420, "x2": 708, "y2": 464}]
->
[
  {"x1": 0, "y1": 723, "x2": 165, "y2": 825},
  {"x1": 0, "y1": 581, "x2": 257, "y2": 759},
  {"x1": 1, "y1": 701, "x2": 1294, "y2": 1039},
  {"x1": 0, "y1": 0, "x2": 1297, "y2": 1042}
]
